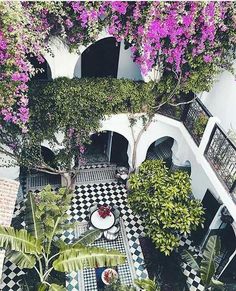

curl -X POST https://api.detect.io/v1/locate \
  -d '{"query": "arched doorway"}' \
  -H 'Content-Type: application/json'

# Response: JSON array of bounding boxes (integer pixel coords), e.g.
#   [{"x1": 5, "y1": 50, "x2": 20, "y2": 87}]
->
[
  {"x1": 146, "y1": 137, "x2": 174, "y2": 168},
  {"x1": 28, "y1": 56, "x2": 52, "y2": 80},
  {"x1": 84, "y1": 131, "x2": 129, "y2": 167},
  {"x1": 81, "y1": 37, "x2": 120, "y2": 78}
]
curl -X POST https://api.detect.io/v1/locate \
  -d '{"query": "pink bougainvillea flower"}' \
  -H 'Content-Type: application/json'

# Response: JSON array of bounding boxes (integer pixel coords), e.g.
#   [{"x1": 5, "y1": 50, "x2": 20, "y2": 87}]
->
[{"x1": 203, "y1": 55, "x2": 213, "y2": 63}]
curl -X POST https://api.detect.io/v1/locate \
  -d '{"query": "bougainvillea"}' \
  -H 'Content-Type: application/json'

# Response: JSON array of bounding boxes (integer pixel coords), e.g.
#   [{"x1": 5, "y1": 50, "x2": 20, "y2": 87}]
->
[{"x1": 0, "y1": 1, "x2": 236, "y2": 131}]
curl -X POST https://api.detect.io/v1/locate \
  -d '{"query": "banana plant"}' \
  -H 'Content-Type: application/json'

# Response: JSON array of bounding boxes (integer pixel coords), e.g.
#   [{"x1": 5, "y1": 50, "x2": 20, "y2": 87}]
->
[
  {"x1": 0, "y1": 186, "x2": 126, "y2": 290},
  {"x1": 181, "y1": 235, "x2": 224, "y2": 290},
  {"x1": 134, "y1": 278, "x2": 160, "y2": 291}
]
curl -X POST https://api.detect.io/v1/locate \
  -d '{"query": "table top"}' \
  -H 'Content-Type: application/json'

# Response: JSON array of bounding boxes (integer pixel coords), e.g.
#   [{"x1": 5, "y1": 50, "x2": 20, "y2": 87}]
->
[{"x1": 90, "y1": 209, "x2": 115, "y2": 230}]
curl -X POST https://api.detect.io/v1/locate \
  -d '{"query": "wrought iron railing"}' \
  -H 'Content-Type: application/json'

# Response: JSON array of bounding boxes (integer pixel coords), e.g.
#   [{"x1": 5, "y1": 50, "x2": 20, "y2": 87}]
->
[
  {"x1": 157, "y1": 103, "x2": 185, "y2": 121},
  {"x1": 205, "y1": 124, "x2": 236, "y2": 194},
  {"x1": 182, "y1": 98, "x2": 212, "y2": 145}
]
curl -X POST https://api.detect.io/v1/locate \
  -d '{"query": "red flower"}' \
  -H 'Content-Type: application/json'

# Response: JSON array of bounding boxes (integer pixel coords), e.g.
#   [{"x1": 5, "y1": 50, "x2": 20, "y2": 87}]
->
[{"x1": 98, "y1": 205, "x2": 111, "y2": 219}]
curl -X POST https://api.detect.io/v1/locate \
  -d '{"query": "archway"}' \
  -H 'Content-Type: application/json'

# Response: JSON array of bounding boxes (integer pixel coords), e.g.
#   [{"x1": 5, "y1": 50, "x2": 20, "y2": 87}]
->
[
  {"x1": 81, "y1": 37, "x2": 120, "y2": 78},
  {"x1": 145, "y1": 137, "x2": 174, "y2": 169},
  {"x1": 28, "y1": 56, "x2": 52, "y2": 80},
  {"x1": 84, "y1": 131, "x2": 129, "y2": 167}
]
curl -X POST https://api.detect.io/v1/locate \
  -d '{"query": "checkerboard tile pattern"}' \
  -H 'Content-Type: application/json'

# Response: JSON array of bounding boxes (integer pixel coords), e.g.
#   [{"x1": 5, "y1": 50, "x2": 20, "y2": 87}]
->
[
  {"x1": 67, "y1": 182, "x2": 148, "y2": 281},
  {"x1": 65, "y1": 182, "x2": 148, "y2": 291},
  {"x1": 179, "y1": 235, "x2": 205, "y2": 291},
  {"x1": 66, "y1": 219, "x2": 135, "y2": 291}
]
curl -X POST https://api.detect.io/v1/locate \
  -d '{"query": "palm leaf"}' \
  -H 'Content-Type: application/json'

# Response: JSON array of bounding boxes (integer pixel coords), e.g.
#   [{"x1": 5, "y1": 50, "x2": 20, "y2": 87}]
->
[
  {"x1": 49, "y1": 284, "x2": 66, "y2": 291},
  {"x1": 0, "y1": 226, "x2": 42, "y2": 255},
  {"x1": 25, "y1": 192, "x2": 43, "y2": 240},
  {"x1": 73, "y1": 229, "x2": 102, "y2": 246},
  {"x1": 181, "y1": 249, "x2": 200, "y2": 271},
  {"x1": 211, "y1": 278, "x2": 224, "y2": 288},
  {"x1": 53, "y1": 246, "x2": 126, "y2": 272},
  {"x1": 6, "y1": 250, "x2": 36, "y2": 269},
  {"x1": 135, "y1": 278, "x2": 160, "y2": 291},
  {"x1": 200, "y1": 235, "x2": 220, "y2": 287}
]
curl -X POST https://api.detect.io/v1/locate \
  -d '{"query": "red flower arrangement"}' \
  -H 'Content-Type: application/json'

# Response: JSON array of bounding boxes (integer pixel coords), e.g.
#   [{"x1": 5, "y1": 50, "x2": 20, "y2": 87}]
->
[
  {"x1": 98, "y1": 205, "x2": 111, "y2": 219},
  {"x1": 103, "y1": 269, "x2": 118, "y2": 285}
]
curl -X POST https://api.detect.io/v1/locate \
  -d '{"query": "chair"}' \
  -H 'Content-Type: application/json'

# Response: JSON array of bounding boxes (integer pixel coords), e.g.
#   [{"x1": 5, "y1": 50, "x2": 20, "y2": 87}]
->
[
  {"x1": 103, "y1": 230, "x2": 119, "y2": 241},
  {"x1": 113, "y1": 206, "x2": 120, "y2": 226},
  {"x1": 107, "y1": 225, "x2": 120, "y2": 234},
  {"x1": 89, "y1": 203, "x2": 98, "y2": 216}
]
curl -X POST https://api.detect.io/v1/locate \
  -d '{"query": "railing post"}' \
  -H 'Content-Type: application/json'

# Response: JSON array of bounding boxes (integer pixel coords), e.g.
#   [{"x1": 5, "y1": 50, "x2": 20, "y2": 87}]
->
[{"x1": 199, "y1": 116, "x2": 221, "y2": 155}]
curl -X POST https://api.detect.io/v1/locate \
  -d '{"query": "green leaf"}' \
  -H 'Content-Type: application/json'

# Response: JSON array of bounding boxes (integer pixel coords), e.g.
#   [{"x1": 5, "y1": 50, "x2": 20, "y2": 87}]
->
[
  {"x1": 73, "y1": 229, "x2": 102, "y2": 246},
  {"x1": 181, "y1": 250, "x2": 200, "y2": 271},
  {"x1": 25, "y1": 192, "x2": 43, "y2": 240},
  {"x1": 6, "y1": 251, "x2": 36, "y2": 269},
  {"x1": 134, "y1": 278, "x2": 160, "y2": 291},
  {"x1": 200, "y1": 235, "x2": 221, "y2": 287},
  {"x1": 0, "y1": 226, "x2": 42, "y2": 255},
  {"x1": 53, "y1": 246, "x2": 126, "y2": 272},
  {"x1": 49, "y1": 283, "x2": 66, "y2": 291},
  {"x1": 211, "y1": 278, "x2": 224, "y2": 287}
]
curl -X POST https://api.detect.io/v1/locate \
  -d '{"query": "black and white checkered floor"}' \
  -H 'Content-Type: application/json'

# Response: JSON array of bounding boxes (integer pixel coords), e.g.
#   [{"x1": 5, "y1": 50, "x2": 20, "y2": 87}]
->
[
  {"x1": 65, "y1": 181, "x2": 148, "y2": 290},
  {"x1": 1, "y1": 169, "x2": 205, "y2": 291}
]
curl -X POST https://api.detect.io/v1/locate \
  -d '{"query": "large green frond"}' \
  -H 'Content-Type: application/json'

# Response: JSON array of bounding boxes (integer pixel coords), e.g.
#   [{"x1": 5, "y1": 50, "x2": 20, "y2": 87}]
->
[
  {"x1": 181, "y1": 249, "x2": 200, "y2": 271},
  {"x1": 53, "y1": 246, "x2": 126, "y2": 272},
  {"x1": 135, "y1": 278, "x2": 160, "y2": 291},
  {"x1": 0, "y1": 226, "x2": 42, "y2": 255},
  {"x1": 73, "y1": 229, "x2": 102, "y2": 246},
  {"x1": 6, "y1": 251, "x2": 36, "y2": 269},
  {"x1": 25, "y1": 192, "x2": 43, "y2": 240},
  {"x1": 49, "y1": 283, "x2": 66, "y2": 291},
  {"x1": 200, "y1": 235, "x2": 220, "y2": 287}
]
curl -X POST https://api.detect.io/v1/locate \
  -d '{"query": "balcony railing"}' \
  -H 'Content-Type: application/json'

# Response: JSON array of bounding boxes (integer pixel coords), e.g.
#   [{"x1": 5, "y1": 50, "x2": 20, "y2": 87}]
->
[
  {"x1": 182, "y1": 98, "x2": 212, "y2": 145},
  {"x1": 204, "y1": 124, "x2": 236, "y2": 195}
]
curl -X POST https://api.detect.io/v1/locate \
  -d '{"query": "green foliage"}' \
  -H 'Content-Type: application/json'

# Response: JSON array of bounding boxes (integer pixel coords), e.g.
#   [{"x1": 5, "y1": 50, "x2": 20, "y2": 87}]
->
[
  {"x1": 128, "y1": 160, "x2": 204, "y2": 255},
  {"x1": 0, "y1": 185, "x2": 125, "y2": 290},
  {"x1": 32, "y1": 185, "x2": 73, "y2": 239},
  {"x1": 135, "y1": 278, "x2": 160, "y2": 291},
  {"x1": 181, "y1": 235, "x2": 224, "y2": 289},
  {"x1": 193, "y1": 114, "x2": 209, "y2": 138}
]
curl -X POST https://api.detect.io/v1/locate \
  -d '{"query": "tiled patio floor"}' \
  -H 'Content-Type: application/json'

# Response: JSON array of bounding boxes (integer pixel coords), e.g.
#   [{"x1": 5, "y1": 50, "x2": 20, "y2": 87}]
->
[{"x1": 65, "y1": 181, "x2": 148, "y2": 290}]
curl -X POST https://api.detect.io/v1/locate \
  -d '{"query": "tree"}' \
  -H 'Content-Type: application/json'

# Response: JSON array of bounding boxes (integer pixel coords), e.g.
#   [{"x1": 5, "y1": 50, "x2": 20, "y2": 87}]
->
[
  {"x1": 128, "y1": 160, "x2": 204, "y2": 255},
  {"x1": 0, "y1": 186, "x2": 125, "y2": 290},
  {"x1": 181, "y1": 235, "x2": 224, "y2": 290}
]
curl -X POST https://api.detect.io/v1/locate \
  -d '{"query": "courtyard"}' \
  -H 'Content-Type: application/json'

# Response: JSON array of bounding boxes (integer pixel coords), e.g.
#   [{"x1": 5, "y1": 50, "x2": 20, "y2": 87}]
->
[{"x1": 0, "y1": 1, "x2": 236, "y2": 291}]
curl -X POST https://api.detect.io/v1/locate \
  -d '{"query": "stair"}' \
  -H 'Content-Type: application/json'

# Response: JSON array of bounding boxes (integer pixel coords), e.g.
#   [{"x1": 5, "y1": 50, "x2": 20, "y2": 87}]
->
[{"x1": 76, "y1": 165, "x2": 117, "y2": 184}]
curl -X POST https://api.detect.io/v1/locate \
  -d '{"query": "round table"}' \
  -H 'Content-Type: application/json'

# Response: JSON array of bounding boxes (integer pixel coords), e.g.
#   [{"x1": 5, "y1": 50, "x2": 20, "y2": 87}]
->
[{"x1": 90, "y1": 210, "x2": 115, "y2": 230}]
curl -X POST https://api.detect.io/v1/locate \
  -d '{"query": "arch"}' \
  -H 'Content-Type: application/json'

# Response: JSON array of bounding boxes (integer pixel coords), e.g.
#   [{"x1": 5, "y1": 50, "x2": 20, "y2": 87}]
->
[
  {"x1": 145, "y1": 136, "x2": 174, "y2": 168},
  {"x1": 28, "y1": 56, "x2": 52, "y2": 80},
  {"x1": 84, "y1": 130, "x2": 130, "y2": 167},
  {"x1": 75, "y1": 37, "x2": 120, "y2": 78}
]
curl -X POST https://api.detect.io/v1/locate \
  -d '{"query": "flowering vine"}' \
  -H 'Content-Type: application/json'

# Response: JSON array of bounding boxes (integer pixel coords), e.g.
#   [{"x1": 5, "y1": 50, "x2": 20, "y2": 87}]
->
[{"x1": 0, "y1": 1, "x2": 236, "y2": 133}]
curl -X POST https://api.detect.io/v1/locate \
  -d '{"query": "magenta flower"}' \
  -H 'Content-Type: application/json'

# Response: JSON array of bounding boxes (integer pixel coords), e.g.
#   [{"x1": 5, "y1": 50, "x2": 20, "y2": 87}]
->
[
  {"x1": 11, "y1": 72, "x2": 29, "y2": 82},
  {"x1": 1, "y1": 109, "x2": 13, "y2": 122},
  {"x1": 18, "y1": 107, "x2": 29, "y2": 123},
  {"x1": 111, "y1": 2, "x2": 128, "y2": 14},
  {"x1": 65, "y1": 18, "x2": 74, "y2": 28},
  {"x1": 203, "y1": 55, "x2": 213, "y2": 63}
]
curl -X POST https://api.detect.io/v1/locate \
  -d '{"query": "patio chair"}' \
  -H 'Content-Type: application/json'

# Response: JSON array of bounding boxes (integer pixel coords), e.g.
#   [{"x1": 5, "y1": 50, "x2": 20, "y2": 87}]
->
[
  {"x1": 113, "y1": 205, "x2": 120, "y2": 226},
  {"x1": 103, "y1": 230, "x2": 119, "y2": 241},
  {"x1": 89, "y1": 203, "x2": 98, "y2": 216},
  {"x1": 107, "y1": 225, "x2": 120, "y2": 234}
]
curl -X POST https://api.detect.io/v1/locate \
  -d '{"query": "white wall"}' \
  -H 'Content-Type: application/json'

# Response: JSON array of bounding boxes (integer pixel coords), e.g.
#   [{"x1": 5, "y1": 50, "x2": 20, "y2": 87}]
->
[
  {"x1": 117, "y1": 40, "x2": 142, "y2": 80},
  {"x1": 0, "y1": 153, "x2": 20, "y2": 180},
  {"x1": 200, "y1": 62, "x2": 236, "y2": 133}
]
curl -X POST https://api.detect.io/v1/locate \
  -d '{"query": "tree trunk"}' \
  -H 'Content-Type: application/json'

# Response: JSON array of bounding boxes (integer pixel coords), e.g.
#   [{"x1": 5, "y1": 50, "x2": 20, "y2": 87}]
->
[{"x1": 61, "y1": 173, "x2": 77, "y2": 192}]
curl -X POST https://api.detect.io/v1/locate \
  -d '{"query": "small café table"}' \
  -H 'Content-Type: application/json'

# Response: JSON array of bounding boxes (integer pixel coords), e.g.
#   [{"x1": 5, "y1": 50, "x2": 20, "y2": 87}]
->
[{"x1": 90, "y1": 209, "x2": 115, "y2": 230}]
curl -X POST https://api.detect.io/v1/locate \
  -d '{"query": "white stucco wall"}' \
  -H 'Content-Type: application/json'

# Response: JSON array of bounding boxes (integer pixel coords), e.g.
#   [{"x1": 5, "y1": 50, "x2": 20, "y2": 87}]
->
[
  {"x1": 0, "y1": 153, "x2": 19, "y2": 180},
  {"x1": 200, "y1": 63, "x2": 236, "y2": 133},
  {"x1": 117, "y1": 41, "x2": 142, "y2": 80}
]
